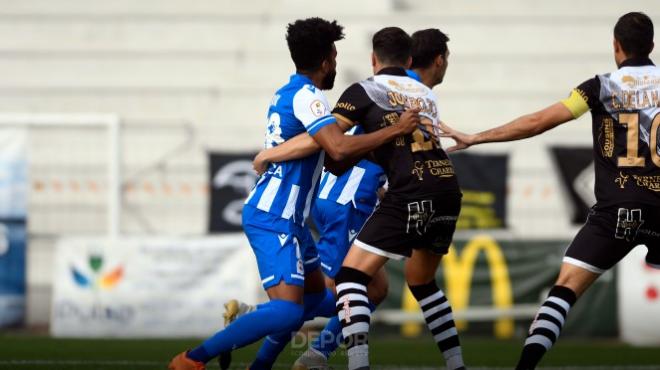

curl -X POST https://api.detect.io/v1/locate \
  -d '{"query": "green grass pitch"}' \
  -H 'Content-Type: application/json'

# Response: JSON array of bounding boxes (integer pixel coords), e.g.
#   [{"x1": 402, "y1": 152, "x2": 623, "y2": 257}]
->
[{"x1": 0, "y1": 334, "x2": 658, "y2": 369}]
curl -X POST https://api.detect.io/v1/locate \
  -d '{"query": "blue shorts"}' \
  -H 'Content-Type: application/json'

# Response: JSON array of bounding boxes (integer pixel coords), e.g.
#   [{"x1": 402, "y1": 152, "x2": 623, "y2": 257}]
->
[
  {"x1": 243, "y1": 208, "x2": 320, "y2": 289},
  {"x1": 312, "y1": 199, "x2": 372, "y2": 278}
]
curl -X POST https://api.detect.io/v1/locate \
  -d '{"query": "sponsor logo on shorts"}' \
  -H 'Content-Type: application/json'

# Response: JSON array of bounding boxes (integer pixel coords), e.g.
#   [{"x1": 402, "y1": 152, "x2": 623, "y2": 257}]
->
[
  {"x1": 406, "y1": 200, "x2": 435, "y2": 236},
  {"x1": 615, "y1": 208, "x2": 644, "y2": 241}
]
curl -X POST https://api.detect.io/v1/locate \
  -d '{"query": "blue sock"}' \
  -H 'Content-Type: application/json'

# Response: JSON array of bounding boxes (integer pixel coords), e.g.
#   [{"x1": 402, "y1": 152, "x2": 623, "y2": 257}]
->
[
  {"x1": 187, "y1": 299, "x2": 303, "y2": 363},
  {"x1": 311, "y1": 301, "x2": 377, "y2": 359},
  {"x1": 251, "y1": 289, "x2": 336, "y2": 369},
  {"x1": 303, "y1": 288, "x2": 336, "y2": 320},
  {"x1": 311, "y1": 315, "x2": 342, "y2": 358}
]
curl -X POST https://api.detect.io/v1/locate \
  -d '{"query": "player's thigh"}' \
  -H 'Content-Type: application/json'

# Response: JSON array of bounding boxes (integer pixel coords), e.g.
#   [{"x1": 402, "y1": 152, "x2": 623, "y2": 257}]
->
[
  {"x1": 352, "y1": 200, "x2": 415, "y2": 262},
  {"x1": 417, "y1": 193, "x2": 461, "y2": 256},
  {"x1": 266, "y1": 280, "x2": 304, "y2": 303},
  {"x1": 243, "y1": 223, "x2": 307, "y2": 293},
  {"x1": 636, "y1": 207, "x2": 660, "y2": 268},
  {"x1": 563, "y1": 207, "x2": 637, "y2": 275},
  {"x1": 404, "y1": 194, "x2": 460, "y2": 285},
  {"x1": 314, "y1": 200, "x2": 355, "y2": 278},
  {"x1": 405, "y1": 248, "x2": 443, "y2": 286},
  {"x1": 342, "y1": 243, "x2": 389, "y2": 277}
]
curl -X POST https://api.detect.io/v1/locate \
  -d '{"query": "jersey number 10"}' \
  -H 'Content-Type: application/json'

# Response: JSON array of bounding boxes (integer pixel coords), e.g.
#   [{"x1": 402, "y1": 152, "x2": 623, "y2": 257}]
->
[{"x1": 617, "y1": 112, "x2": 660, "y2": 168}]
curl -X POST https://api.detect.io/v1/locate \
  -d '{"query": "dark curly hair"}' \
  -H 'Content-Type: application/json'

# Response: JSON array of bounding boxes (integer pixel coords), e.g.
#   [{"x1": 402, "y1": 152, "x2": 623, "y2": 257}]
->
[
  {"x1": 286, "y1": 18, "x2": 345, "y2": 71},
  {"x1": 411, "y1": 29, "x2": 450, "y2": 69}
]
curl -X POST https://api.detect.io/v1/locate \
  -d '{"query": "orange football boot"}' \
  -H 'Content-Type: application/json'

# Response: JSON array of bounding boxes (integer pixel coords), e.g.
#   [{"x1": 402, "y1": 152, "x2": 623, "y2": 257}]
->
[{"x1": 168, "y1": 351, "x2": 205, "y2": 370}]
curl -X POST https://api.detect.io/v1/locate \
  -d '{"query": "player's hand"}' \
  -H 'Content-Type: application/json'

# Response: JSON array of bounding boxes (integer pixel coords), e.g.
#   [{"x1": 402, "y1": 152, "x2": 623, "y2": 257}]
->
[
  {"x1": 397, "y1": 108, "x2": 421, "y2": 135},
  {"x1": 421, "y1": 119, "x2": 440, "y2": 142},
  {"x1": 252, "y1": 151, "x2": 270, "y2": 176},
  {"x1": 438, "y1": 121, "x2": 476, "y2": 152}
]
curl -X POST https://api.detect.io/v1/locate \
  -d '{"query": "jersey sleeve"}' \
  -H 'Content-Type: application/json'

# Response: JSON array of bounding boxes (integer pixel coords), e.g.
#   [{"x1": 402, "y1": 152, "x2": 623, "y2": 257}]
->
[
  {"x1": 292, "y1": 86, "x2": 337, "y2": 136},
  {"x1": 560, "y1": 77, "x2": 600, "y2": 119},
  {"x1": 332, "y1": 83, "x2": 371, "y2": 126}
]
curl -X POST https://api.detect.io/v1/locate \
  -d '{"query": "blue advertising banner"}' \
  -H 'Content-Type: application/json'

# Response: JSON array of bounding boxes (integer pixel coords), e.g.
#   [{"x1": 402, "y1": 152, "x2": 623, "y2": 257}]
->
[
  {"x1": 0, "y1": 220, "x2": 26, "y2": 327},
  {"x1": 0, "y1": 129, "x2": 27, "y2": 327}
]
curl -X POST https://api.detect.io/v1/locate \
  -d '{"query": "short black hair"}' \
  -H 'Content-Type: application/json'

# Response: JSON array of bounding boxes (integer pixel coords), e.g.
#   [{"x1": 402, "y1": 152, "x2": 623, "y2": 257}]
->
[
  {"x1": 286, "y1": 17, "x2": 344, "y2": 71},
  {"x1": 410, "y1": 29, "x2": 450, "y2": 69},
  {"x1": 372, "y1": 27, "x2": 412, "y2": 66},
  {"x1": 614, "y1": 12, "x2": 654, "y2": 57}
]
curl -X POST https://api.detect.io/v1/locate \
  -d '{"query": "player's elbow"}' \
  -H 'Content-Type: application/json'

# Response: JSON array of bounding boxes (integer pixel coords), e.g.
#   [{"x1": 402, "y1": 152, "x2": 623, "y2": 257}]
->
[
  {"x1": 325, "y1": 145, "x2": 349, "y2": 161},
  {"x1": 526, "y1": 113, "x2": 547, "y2": 136}
]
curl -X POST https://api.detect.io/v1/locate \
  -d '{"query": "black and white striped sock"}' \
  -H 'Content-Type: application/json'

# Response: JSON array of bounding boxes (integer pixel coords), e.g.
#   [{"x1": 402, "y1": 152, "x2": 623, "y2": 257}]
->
[
  {"x1": 409, "y1": 281, "x2": 465, "y2": 370},
  {"x1": 335, "y1": 267, "x2": 372, "y2": 370},
  {"x1": 516, "y1": 285, "x2": 577, "y2": 370}
]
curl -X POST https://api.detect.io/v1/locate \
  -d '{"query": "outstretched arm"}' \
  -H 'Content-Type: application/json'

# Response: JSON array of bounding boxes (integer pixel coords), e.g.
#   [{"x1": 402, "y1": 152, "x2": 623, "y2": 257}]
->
[
  {"x1": 440, "y1": 102, "x2": 575, "y2": 152},
  {"x1": 312, "y1": 108, "x2": 420, "y2": 161}
]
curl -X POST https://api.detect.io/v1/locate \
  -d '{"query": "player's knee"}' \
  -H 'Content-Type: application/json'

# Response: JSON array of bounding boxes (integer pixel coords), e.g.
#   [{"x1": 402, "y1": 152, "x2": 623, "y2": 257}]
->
[
  {"x1": 404, "y1": 267, "x2": 435, "y2": 287},
  {"x1": 555, "y1": 263, "x2": 600, "y2": 297},
  {"x1": 269, "y1": 300, "x2": 305, "y2": 332},
  {"x1": 367, "y1": 276, "x2": 389, "y2": 305}
]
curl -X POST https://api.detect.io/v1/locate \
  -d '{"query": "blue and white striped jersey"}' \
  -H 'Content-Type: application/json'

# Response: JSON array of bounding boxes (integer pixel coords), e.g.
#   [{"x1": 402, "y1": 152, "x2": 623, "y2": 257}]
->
[
  {"x1": 316, "y1": 125, "x2": 386, "y2": 214},
  {"x1": 244, "y1": 74, "x2": 336, "y2": 231}
]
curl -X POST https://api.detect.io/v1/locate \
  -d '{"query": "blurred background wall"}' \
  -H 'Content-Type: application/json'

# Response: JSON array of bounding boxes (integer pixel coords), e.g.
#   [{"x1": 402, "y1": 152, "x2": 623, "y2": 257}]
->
[{"x1": 0, "y1": 0, "x2": 658, "y2": 328}]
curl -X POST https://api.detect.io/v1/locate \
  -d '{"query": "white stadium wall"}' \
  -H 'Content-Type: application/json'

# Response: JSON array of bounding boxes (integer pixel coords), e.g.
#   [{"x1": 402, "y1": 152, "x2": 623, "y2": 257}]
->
[{"x1": 0, "y1": 0, "x2": 657, "y2": 326}]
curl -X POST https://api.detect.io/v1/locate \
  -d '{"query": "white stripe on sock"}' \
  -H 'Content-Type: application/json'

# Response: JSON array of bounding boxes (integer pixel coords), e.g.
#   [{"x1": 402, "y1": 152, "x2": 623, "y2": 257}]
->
[
  {"x1": 525, "y1": 334, "x2": 553, "y2": 349},
  {"x1": 418, "y1": 290, "x2": 445, "y2": 307},
  {"x1": 343, "y1": 322, "x2": 370, "y2": 337},
  {"x1": 534, "y1": 319, "x2": 561, "y2": 338},
  {"x1": 422, "y1": 300, "x2": 450, "y2": 319},
  {"x1": 347, "y1": 344, "x2": 369, "y2": 370},
  {"x1": 338, "y1": 305, "x2": 371, "y2": 321},
  {"x1": 443, "y1": 346, "x2": 463, "y2": 360},
  {"x1": 446, "y1": 349, "x2": 465, "y2": 370},
  {"x1": 538, "y1": 306, "x2": 565, "y2": 325},
  {"x1": 547, "y1": 296, "x2": 571, "y2": 312},
  {"x1": 336, "y1": 293, "x2": 369, "y2": 305},
  {"x1": 428, "y1": 313, "x2": 453, "y2": 330},
  {"x1": 433, "y1": 327, "x2": 458, "y2": 343}
]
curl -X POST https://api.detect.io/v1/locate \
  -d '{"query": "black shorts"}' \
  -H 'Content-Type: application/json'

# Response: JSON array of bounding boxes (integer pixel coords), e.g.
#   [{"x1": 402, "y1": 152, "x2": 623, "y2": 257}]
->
[
  {"x1": 564, "y1": 204, "x2": 660, "y2": 273},
  {"x1": 354, "y1": 193, "x2": 461, "y2": 260}
]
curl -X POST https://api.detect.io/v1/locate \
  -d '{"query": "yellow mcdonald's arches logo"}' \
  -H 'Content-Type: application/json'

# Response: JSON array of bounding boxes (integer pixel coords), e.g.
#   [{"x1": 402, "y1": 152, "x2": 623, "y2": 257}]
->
[
  {"x1": 401, "y1": 235, "x2": 514, "y2": 339},
  {"x1": 444, "y1": 235, "x2": 514, "y2": 338}
]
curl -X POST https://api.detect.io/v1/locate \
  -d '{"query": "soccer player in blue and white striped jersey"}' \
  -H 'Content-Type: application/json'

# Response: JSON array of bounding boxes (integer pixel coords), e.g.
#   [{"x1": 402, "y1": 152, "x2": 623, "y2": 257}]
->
[
  {"x1": 255, "y1": 124, "x2": 390, "y2": 369},
  {"x1": 252, "y1": 29, "x2": 466, "y2": 370},
  {"x1": 169, "y1": 18, "x2": 419, "y2": 370}
]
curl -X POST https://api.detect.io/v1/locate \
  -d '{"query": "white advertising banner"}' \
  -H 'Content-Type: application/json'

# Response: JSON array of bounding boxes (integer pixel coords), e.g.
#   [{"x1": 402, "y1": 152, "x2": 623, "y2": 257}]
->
[
  {"x1": 51, "y1": 234, "x2": 259, "y2": 337},
  {"x1": 618, "y1": 245, "x2": 660, "y2": 345}
]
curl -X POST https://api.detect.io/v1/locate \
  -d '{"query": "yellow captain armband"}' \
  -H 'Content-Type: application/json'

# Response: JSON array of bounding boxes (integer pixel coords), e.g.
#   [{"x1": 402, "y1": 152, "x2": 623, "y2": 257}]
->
[
  {"x1": 332, "y1": 113, "x2": 357, "y2": 131},
  {"x1": 560, "y1": 89, "x2": 590, "y2": 119}
]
